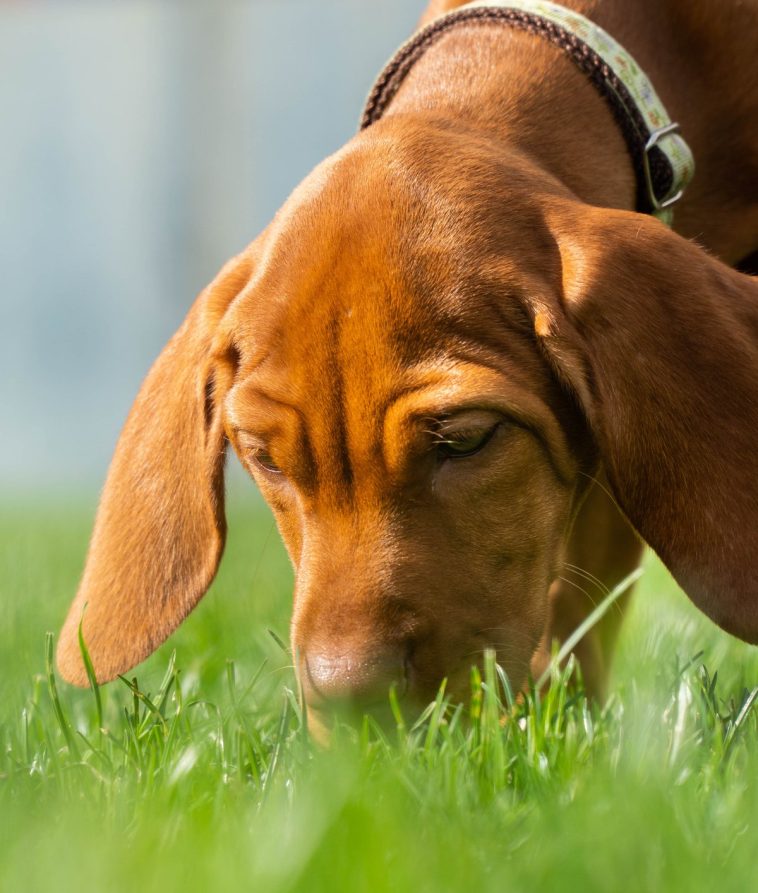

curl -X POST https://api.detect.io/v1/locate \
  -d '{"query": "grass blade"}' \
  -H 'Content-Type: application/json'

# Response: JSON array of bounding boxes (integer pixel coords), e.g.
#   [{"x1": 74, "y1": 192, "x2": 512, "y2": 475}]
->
[
  {"x1": 77, "y1": 611, "x2": 103, "y2": 732},
  {"x1": 537, "y1": 566, "x2": 644, "y2": 690},
  {"x1": 45, "y1": 632, "x2": 80, "y2": 759}
]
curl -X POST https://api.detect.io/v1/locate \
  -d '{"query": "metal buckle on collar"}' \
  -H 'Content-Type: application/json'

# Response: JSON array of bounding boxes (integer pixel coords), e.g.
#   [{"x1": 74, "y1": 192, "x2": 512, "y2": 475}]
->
[{"x1": 643, "y1": 122, "x2": 684, "y2": 212}]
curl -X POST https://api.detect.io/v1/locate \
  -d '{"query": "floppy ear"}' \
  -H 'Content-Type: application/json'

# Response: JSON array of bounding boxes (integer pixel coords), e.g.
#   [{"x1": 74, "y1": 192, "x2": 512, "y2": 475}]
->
[
  {"x1": 57, "y1": 249, "x2": 255, "y2": 685},
  {"x1": 535, "y1": 204, "x2": 758, "y2": 641}
]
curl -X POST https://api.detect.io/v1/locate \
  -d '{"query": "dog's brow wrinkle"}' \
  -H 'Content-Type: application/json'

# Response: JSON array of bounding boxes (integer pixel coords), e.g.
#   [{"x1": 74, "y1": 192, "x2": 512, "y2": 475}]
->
[
  {"x1": 240, "y1": 386, "x2": 297, "y2": 410},
  {"x1": 315, "y1": 312, "x2": 355, "y2": 498},
  {"x1": 241, "y1": 347, "x2": 271, "y2": 375}
]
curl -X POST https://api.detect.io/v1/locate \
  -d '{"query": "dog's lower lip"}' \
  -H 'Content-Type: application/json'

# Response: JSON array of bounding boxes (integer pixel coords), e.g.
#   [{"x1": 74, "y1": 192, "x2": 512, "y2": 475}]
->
[{"x1": 303, "y1": 677, "x2": 409, "y2": 711}]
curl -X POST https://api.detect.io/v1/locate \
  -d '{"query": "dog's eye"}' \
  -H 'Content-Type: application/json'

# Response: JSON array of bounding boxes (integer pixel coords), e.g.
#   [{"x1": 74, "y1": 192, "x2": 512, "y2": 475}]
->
[
  {"x1": 436, "y1": 425, "x2": 498, "y2": 460},
  {"x1": 251, "y1": 449, "x2": 282, "y2": 474}
]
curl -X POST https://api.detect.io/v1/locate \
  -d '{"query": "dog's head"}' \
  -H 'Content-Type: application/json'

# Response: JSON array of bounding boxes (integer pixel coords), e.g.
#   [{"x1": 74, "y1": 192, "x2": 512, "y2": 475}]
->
[{"x1": 57, "y1": 118, "x2": 758, "y2": 731}]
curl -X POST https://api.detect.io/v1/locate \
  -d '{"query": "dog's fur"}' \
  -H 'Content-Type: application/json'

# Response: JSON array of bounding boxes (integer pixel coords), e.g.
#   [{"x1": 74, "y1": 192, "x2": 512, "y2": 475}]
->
[{"x1": 58, "y1": 0, "x2": 758, "y2": 734}]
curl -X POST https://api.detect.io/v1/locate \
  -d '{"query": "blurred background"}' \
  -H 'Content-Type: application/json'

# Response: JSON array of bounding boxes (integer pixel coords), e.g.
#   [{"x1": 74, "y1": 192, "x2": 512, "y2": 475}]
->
[{"x1": 1, "y1": 0, "x2": 420, "y2": 494}]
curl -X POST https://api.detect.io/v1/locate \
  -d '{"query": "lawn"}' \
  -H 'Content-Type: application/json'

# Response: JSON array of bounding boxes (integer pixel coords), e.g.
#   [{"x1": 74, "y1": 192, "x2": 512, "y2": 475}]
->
[{"x1": 1, "y1": 483, "x2": 757, "y2": 893}]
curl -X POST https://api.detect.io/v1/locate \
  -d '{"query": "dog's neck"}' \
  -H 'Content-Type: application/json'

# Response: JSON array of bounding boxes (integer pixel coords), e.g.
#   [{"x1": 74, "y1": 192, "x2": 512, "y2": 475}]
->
[
  {"x1": 384, "y1": 1, "x2": 758, "y2": 263},
  {"x1": 386, "y1": 22, "x2": 635, "y2": 211}
]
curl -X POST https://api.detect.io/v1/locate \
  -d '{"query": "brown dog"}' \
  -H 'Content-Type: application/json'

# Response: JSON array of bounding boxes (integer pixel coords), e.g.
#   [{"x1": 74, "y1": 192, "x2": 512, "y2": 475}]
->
[{"x1": 58, "y1": 0, "x2": 758, "y2": 735}]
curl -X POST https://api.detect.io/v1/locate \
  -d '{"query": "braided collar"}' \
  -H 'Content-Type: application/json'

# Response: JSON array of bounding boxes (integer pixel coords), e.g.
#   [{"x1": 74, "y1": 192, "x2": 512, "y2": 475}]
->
[{"x1": 361, "y1": 0, "x2": 695, "y2": 226}]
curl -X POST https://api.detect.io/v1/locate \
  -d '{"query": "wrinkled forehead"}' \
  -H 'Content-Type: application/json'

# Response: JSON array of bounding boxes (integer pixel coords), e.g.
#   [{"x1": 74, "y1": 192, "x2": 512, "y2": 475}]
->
[{"x1": 225, "y1": 122, "x2": 560, "y2": 401}]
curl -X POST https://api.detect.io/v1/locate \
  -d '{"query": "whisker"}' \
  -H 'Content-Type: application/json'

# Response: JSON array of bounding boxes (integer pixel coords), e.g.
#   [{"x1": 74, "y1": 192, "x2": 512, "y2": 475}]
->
[
  {"x1": 557, "y1": 575, "x2": 602, "y2": 612},
  {"x1": 577, "y1": 471, "x2": 625, "y2": 514},
  {"x1": 558, "y1": 573, "x2": 625, "y2": 620},
  {"x1": 562, "y1": 562, "x2": 610, "y2": 595}
]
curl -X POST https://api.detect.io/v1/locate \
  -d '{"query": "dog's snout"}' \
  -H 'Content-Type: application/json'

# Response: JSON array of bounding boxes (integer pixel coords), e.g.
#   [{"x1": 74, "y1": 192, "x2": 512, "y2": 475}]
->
[{"x1": 302, "y1": 648, "x2": 408, "y2": 709}]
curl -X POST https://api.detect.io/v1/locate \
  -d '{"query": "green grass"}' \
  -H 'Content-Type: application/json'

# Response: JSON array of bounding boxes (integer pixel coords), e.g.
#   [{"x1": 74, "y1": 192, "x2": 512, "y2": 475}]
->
[{"x1": 2, "y1": 486, "x2": 758, "y2": 893}]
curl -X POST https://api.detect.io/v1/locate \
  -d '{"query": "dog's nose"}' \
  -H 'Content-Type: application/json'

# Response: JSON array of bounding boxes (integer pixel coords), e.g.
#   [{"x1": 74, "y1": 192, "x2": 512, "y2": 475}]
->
[{"x1": 302, "y1": 648, "x2": 408, "y2": 709}]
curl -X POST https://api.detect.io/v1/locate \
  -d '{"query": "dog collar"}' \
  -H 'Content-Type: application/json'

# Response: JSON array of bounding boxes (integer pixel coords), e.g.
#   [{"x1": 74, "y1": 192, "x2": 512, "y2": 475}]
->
[{"x1": 361, "y1": 0, "x2": 695, "y2": 226}]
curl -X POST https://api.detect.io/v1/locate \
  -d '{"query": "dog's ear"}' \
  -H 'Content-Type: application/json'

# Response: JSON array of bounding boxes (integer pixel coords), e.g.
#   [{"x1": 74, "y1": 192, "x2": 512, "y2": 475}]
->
[
  {"x1": 57, "y1": 248, "x2": 257, "y2": 685},
  {"x1": 534, "y1": 203, "x2": 758, "y2": 641}
]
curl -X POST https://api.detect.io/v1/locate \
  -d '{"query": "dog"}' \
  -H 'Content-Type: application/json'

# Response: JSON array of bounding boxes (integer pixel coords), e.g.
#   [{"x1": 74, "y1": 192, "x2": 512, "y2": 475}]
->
[{"x1": 57, "y1": 0, "x2": 758, "y2": 738}]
